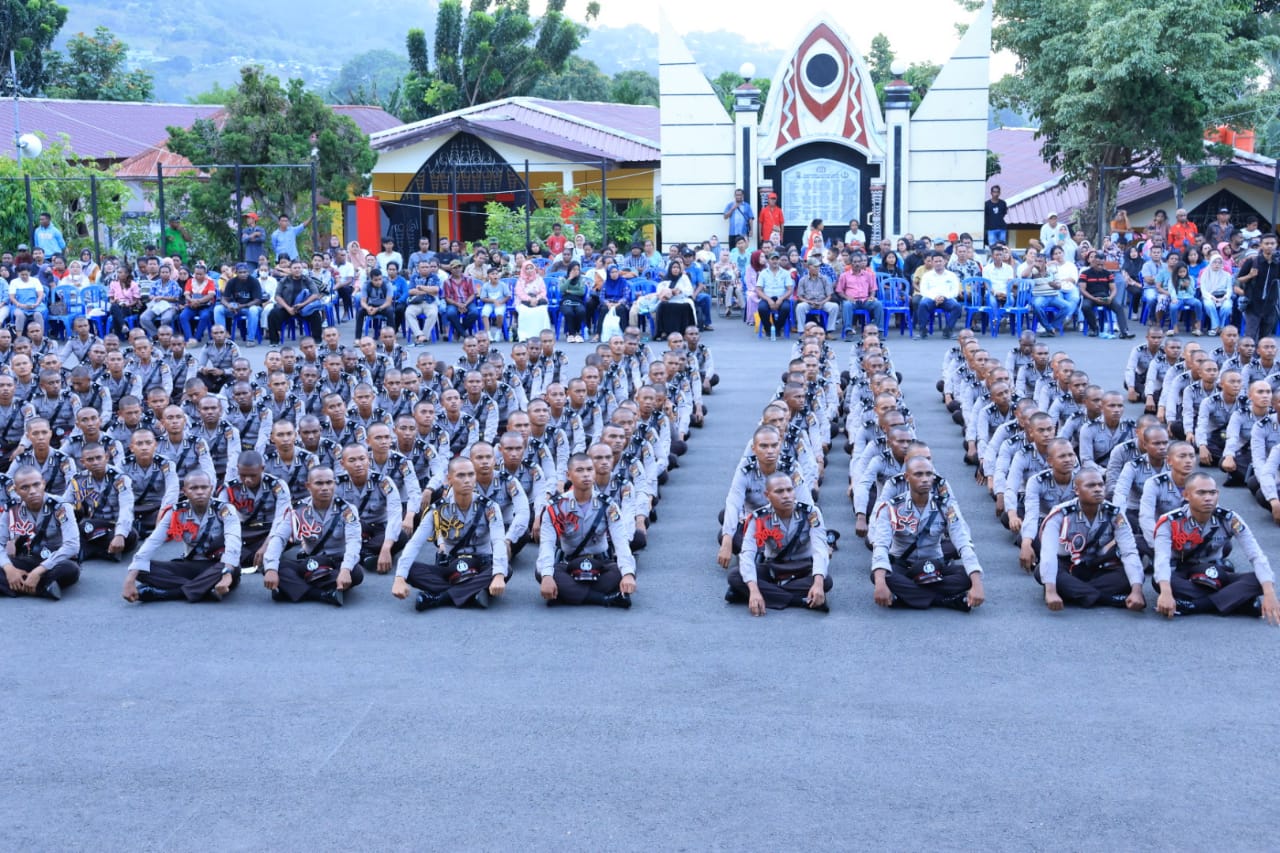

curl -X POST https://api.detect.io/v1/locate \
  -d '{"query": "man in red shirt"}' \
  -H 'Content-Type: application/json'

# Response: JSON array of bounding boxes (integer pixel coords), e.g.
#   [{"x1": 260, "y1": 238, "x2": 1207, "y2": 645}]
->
[
  {"x1": 546, "y1": 223, "x2": 567, "y2": 256},
  {"x1": 179, "y1": 261, "x2": 218, "y2": 345},
  {"x1": 1167, "y1": 208, "x2": 1200, "y2": 256},
  {"x1": 759, "y1": 192, "x2": 785, "y2": 246}
]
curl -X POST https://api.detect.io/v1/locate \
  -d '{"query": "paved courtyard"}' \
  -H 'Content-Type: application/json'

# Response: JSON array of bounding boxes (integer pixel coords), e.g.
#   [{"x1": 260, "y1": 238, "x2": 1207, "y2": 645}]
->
[{"x1": 5, "y1": 316, "x2": 1279, "y2": 851}]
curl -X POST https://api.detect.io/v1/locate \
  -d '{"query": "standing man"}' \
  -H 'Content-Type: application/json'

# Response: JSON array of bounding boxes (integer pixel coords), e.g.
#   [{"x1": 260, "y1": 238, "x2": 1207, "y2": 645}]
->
[
  {"x1": 163, "y1": 216, "x2": 190, "y2": 266},
  {"x1": 984, "y1": 186, "x2": 1008, "y2": 247},
  {"x1": 240, "y1": 212, "x2": 266, "y2": 264},
  {"x1": 33, "y1": 212, "x2": 66, "y2": 257},
  {"x1": 1235, "y1": 232, "x2": 1280, "y2": 341},
  {"x1": 723, "y1": 188, "x2": 755, "y2": 248},
  {"x1": 270, "y1": 213, "x2": 310, "y2": 262},
  {"x1": 726, "y1": 471, "x2": 830, "y2": 615},
  {"x1": 759, "y1": 191, "x2": 784, "y2": 245},
  {"x1": 1206, "y1": 207, "x2": 1235, "y2": 248}
]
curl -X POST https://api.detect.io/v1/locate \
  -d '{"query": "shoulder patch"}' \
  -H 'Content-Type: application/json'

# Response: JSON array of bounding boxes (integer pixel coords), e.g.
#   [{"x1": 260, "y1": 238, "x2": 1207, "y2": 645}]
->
[
  {"x1": 54, "y1": 504, "x2": 68, "y2": 523},
  {"x1": 218, "y1": 502, "x2": 234, "y2": 519},
  {"x1": 342, "y1": 505, "x2": 358, "y2": 524},
  {"x1": 606, "y1": 502, "x2": 621, "y2": 522},
  {"x1": 485, "y1": 503, "x2": 499, "y2": 523}
]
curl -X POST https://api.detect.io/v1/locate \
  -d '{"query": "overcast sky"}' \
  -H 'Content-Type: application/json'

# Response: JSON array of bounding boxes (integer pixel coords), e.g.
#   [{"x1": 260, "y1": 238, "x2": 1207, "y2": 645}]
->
[{"x1": 590, "y1": 1, "x2": 1015, "y2": 80}]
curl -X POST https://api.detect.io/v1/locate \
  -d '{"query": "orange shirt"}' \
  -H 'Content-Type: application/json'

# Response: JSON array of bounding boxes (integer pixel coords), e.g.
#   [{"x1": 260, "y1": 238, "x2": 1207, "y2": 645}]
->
[
  {"x1": 1168, "y1": 221, "x2": 1199, "y2": 253},
  {"x1": 760, "y1": 205, "x2": 785, "y2": 242}
]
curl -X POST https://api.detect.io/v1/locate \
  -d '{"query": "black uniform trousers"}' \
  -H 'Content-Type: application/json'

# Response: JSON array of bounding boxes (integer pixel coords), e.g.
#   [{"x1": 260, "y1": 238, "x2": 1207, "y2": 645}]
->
[
  {"x1": 79, "y1": 527, "x2": 138, "y2": 562},
  {"x1": 137, "y1": 559, "x2": 238, "y2": 602},
  {"x1": 0, "y1": 553, "x2": 80, "y2": 596},
  {"x1": 406, "y1": 559, "x2": 494, "y2": 607},
  {"x1": 727, "y1": 565, "x2": 831, "y2": 610},
  {"x1": 275, "y1": 551, "x2": 365, "y2": 602},
  {"x1": 881, "y1": 559, "x2": 973, "y2": 609},
  {"x1": 1157, "y1": 568, "x2": 1263, "y2": 616},
  {"x1": 134, "y1": 503, "x2": 163, "y2": 539},
  {"x1": 239, "y1": 524, "x2": 272, "y2": 567},
  {"x1": 1036, "y1": 559, "x2": 1133, "y2": 608},
  {"x1": 552, "y1": 563, "x2": 622, "y2": 605},
  {"x1": 360, "y1": 525, "x2": 409, "y2": 568}
]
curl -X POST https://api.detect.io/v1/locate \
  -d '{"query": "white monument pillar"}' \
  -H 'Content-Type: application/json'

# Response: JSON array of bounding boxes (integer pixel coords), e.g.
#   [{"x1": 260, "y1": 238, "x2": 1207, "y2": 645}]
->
[
  {"x1": 732, "y1": 68, "x2": 761, "y2": 249},
  {"x1": 883, "y1": 62, "x2": 912, "y2": 241}
]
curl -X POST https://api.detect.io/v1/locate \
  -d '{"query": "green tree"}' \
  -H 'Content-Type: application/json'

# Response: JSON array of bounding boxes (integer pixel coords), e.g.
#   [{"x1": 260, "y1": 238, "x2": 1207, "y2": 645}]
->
[
  {"x1": 186, "y1": 82, "x2": 236, "y2": 105},
  {"x1": 609, "y1": 69, "x2": 658, "y2": 106},
  {"x1": 531, "y1": 55, "x2": 611, "y2": 101},
  {"x1": 402, "y1": 0, "x2": 601, "y2": 120},
  {"x1": 0, "y1": 0, "x2": 69, "y2": 95},
  {"x1": 994, "y1": 0, "x2": 1280, "y2": 237},
  {"x1": 709, "y1": 70, "x2": 771, "y2": 117},
  {"x1": 326, "y1": 49, "x2": 408, "y2": 108},
  {"x1": 865, "y1": 33, "x2": 894, "y2": 85},
  {"x1": 43, "y1": 26, "x2": 154, "y2": 101},
  {"x1": 0, "y1": 135, "x2": 128, "y2": 253},
  {"x1": 165, "y1": 66, "x2": 376, "y2": 258}
]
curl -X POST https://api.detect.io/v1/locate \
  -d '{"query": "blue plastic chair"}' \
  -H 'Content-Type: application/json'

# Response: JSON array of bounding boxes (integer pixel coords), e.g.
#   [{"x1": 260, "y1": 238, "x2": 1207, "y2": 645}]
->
[
  {"x1": 999, "y1": 279, "x2": 1037, "y2": 336},
  {"x1": 545, "y1": 280, "x2": 562, "y2": 339},
  {"x1": 880, "y1": 277, "x2": 913, "y2": 336},
  {"x1": 80, "y1": 285, "x2": 109, "y2": 337},
  {"x1": 961, "y1": 277, "x2": 995, "y2": 337}
]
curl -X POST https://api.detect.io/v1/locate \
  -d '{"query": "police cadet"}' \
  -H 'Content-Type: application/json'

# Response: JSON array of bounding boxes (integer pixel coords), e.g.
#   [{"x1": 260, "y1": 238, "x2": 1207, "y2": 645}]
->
[
  {"x1": 537, "y1": 452, "x2": 636, "y2": 609},
  {"x1": 853, "y1": 424, "x2": 914, "y2": 537},
  {"x1": 392, "y1": 456, "x2": 508, "y2": 611},
  {"x1": 122, "y1": 428, "x2": 180, "y2": 538},
  {"x1": 870, "y1": 456, "x2": 985, "y2": 612},
  {"x1": 1139, "y1": 440, "x2": 1196, "y2": 545},
  {"x1": 366, "y1": 422, "x2": 421, "y2": 536},
  {"x1": 62, "y1": 407, "x2": 125, "y2": 470},
  {"x1": 394, "y1": 414, "x2": 443, "y2": 513},
  {"x1": 68, "y1": 365, "x2": 111, "y2": 418},
  {"x1": 21, "y1": 368, "x2": 79, "y2": 446},
  {"x1": 726, "y1": 471, "x2": 830, "y2": 615},
  {"x1": 718, "y1": 425, "x2": 802, "y2": 566},
  {"x1": 1019, "y1": 438, "x2": 1078, "y2": 571},
  {"x1": 263, "y1": 419, "x2": 316, "y2": 502},
  {"x1": 192, "y1": 395, "x2": 240, "y2": 483},
  {"x1": 123, "y1": 471, "x2": 241, "y2": 603},
  {"x1": 225, "y1": 381, "x2": 273, "y2": 454},
  {"x1": 1221, "y1": 379, "x2": 1273, "y2": 487},
  {"x1": 1037, "y1": 466, "x2": 1146, "y2": 611},
  {"x1": 0, "y1": 466, "x2": 80, "y2": 601},
  {"x1": 0, "y1": 374, "x2": 26, "y2": 468},
  {"x1": 1153, "y1": 471, "x2": 1280, "y2": 623},
  {"x1": 262, "y1": 466, "x2": 363, "y2": 607},
  {"x1": 64, "y1": 442, "x2": 135, "y2": 561},
  {"x1": 1078, "y1": 391, "x2": 1135, "y2": 466},
  {"x1": 218, "y1": 450, "x2": 290, "y2": 569},
  {"x1": 469, "y1": 440, "x2": 529, "y2": 561},
  {"x1": 156, "y1": 405, "x2": 217, "y2": 485},
  {"x1": 335, "y1": 442, "x2": 402, "y2": 573},
  {"x1": 8, "y1": 418, "x2": 75, "y2": 495}
]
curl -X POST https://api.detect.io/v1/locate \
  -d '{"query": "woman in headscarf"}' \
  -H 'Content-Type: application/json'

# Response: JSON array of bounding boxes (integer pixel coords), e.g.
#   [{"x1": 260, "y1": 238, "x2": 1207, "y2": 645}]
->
[
  {"x1": 1199, "y1": 253, "x2": 1234, "y2": 334},
  {"x1": 513, "y1": 259, "x2": 551, "y2": 342},
  {"x1": 78, "y1": 248, "x2": 100, "y2": 283},
  {"x1": 559, "y1": 261, "x2": 588, "y2": 342},
  {"x1": 346, "y1": 240, "x2": 368, "y2": 271},
  {"x1": 654, "y1": 259, "x2": 696, "y2": 338},
  {"x1": 1120, "y1": 244, "x2": 1145, "y2": 310},
  {"x1": 1217, "y1": 241, "x2": 1235, "y2": 274},
  {"x1": 598, "y1": 262, "x2": 630, "y2": 337}
]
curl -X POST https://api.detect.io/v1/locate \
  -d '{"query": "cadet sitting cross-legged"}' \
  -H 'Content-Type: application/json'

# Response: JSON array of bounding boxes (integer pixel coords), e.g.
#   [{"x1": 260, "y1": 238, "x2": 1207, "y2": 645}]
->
[
  {"x1": 726, "y1": 471, "x2": 831, "y2": 615},
  {"x1": 392, "y1": 455, "x2": 508, "y2": 611}
]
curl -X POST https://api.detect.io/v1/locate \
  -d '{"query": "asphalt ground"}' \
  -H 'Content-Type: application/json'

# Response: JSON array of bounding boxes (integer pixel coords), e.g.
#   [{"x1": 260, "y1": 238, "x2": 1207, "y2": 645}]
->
[{"x1": 5, "y1": 313, "x2": 1280, "y2": 851}]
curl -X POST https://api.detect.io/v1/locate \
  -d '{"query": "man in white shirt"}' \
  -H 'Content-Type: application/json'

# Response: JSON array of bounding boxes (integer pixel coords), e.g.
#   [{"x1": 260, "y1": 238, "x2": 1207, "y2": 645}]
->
[
  {"x1": 375, "y1": 236, "x2": 403, "y2": 273},
  {"x1": 985, "y1": 243, "x2": 1016, "y2": 308},
  {"x1": 914, "y1": 253, "x2": 962, "y2": 339},
  {"x1": 1040, "y1": 212, "x2": 1062, "y2": 248}
]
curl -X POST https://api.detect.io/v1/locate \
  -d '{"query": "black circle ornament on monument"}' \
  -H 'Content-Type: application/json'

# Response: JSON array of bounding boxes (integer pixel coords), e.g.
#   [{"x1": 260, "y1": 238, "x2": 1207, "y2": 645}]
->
[{"x1": 805, "y1": 54, "x2": 839, "y2": 88}]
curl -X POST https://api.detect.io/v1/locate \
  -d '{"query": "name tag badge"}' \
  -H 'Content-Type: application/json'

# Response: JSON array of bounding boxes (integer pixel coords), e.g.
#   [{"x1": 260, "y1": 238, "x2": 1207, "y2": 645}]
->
[
  {"x1": 40, "y1": 548, "x2": 51, "y2": 559},
  {"x1": 306, "y1": 559, "x2": 319, "y2": 572},
  {"x1": 83, "y1": 520, "x2": 95, "y2": 534}
]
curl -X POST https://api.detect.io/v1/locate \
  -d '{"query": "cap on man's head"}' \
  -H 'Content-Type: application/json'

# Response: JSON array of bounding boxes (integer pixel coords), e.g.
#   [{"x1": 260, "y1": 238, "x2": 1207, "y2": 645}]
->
[
  {"x1": 16, "y1": 243, "x2": 29, "y2": 251},
  {"x1": 914, "y1": 240, "x2": 928, "y2": 252},
  {"x1": 768, "y1": 252, "x2": 780, "y2": 259},
  {"x1": 1219, "y1": 207, "x2": 1231, "y2": 214},
  {"x1": 235, "y1": 262, "x2": 251, "y2": 272},
  {"x1": 244, "y1": 212, "x2": 258, "y2": 220},
  {"x1": 768, "y1": 192, "x2": 778, "y2": 199}
]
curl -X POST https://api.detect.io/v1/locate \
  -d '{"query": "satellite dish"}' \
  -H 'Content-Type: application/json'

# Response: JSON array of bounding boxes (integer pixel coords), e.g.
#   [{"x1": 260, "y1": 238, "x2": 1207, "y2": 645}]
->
[{"x1": 17, "y1": 133, "x2": 42, "y2": 158}]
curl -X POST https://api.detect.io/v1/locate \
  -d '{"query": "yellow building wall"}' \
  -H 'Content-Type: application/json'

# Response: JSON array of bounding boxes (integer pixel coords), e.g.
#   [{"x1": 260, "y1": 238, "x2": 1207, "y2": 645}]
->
[{"x1": 368, "y1": 167, "x2": 656, "y2": 241}]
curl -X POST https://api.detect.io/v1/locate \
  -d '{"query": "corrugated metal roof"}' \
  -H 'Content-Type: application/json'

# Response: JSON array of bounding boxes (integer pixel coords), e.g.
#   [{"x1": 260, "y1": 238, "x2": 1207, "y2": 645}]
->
[
  {"x1": 370, "y1": 97, "x2": 659, "y2": 165},
  {"x1": 0, "y1": 99, "x2": 399, "y2": 165},
  {"x1": 114, "y1": 146, "x2": 206, "y2": 179},
  {"x1": 992, "y1": 127, "x2": 1277, "y2": 226},
  {"x1": 0, "y1": 98, "x2": 221, "y2": 162}
]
